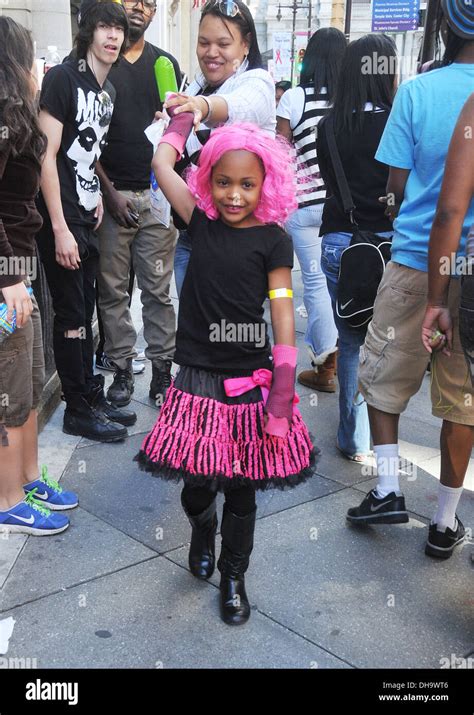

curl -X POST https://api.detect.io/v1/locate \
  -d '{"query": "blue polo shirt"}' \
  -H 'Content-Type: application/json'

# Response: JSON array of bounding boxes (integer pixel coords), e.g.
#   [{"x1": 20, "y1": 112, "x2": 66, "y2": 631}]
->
[{"x1": 376, "y1": 62, "x2": 474, "y2": 272}]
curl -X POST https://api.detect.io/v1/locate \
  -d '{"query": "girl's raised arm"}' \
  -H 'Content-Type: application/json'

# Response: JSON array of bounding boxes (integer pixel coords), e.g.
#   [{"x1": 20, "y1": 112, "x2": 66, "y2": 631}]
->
[
  {"x1": 268, "y1": 266, "x2": 296, "y2": 347},
  {"x1": 152, "y1": 142, "x2": 196, "y2": 226}
]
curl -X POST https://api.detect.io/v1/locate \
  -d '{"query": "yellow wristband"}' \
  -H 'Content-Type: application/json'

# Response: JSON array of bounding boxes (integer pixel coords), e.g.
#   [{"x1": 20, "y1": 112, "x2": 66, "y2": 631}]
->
[{"x1": 268, "y1": 288, "x2": 293, "y2": 300}]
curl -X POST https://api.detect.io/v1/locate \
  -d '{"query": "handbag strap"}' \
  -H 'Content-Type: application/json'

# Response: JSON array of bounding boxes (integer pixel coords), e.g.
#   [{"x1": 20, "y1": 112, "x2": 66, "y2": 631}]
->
[{"x1": 325, "y1": 113, "x2": 357, "y2": 226}]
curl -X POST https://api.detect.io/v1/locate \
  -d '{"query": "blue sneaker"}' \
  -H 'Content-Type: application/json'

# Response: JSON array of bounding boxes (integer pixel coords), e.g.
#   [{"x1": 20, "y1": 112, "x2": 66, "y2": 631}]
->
[
  {"x1": 0, "y1": 491, "x2": 69, "y2": 536},
  {"x1": 23, "y1": 466, "x2": 79, "y2": 511}
]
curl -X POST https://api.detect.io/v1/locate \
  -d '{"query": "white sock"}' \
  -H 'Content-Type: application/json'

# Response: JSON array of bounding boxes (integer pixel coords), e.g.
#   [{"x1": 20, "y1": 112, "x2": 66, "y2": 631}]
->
[
  {"x1": 374, "y1": 444, "x2": 400, "y2": 498},
  {"x1": 433, "y1": 484, "x2": 462, "y2": 532}
]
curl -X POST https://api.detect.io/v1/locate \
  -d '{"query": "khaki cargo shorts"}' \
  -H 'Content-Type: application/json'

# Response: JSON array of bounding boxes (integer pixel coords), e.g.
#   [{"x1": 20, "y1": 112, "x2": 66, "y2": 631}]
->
[
  {"x1": 0, "y1": 294, "x2": 45, "y2": 428},
  {"x1": 358, "y1": 262, "x2": 474, "y2": 425}
]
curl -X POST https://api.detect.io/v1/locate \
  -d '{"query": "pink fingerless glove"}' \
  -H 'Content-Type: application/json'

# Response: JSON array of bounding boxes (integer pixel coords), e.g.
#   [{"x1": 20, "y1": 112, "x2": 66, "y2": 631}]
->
[
  {"x1": 159, "y1": 95, "x2": 194, "y2": 159},
  {"x1": 264, "y1": 344, "x2": 298, "y2": 438}
]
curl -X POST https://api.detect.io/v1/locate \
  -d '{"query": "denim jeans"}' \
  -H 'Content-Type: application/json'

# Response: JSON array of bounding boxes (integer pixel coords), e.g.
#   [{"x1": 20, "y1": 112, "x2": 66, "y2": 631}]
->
[
  {"x1": 174, "y1": 230, "x2": 192, "y2": 298},
  {"x1": 286, "y1": 205, "x2": 337, "y2": 360},
  {"x1": 321, "y1": 231, "x2": 391, "y2": 455}
]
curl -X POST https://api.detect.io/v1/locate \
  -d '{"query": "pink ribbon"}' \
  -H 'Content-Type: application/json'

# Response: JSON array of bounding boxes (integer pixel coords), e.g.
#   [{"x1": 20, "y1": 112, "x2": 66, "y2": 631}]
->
[{"x1": 223, "y1": 368, "x2": 299, "y2": 409}]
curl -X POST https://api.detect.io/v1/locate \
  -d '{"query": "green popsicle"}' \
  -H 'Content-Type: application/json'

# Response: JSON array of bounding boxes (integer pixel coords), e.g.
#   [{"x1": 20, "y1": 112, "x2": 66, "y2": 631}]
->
[{"x1": 154, "y1": 56, "x2": 178, "y2": 103}]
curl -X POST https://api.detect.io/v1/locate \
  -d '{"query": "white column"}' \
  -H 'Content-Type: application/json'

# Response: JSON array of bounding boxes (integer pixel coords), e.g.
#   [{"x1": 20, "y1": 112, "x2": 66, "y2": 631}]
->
[
  {"x1": 145, "y1": 0, "x2": 168, "y2": 50},
  {"x1": 31, "y1": 0, "x2": 72, "y2": 59},
  {"x1": 0, "y1": 0, "x2": 32, "y2": 30}
]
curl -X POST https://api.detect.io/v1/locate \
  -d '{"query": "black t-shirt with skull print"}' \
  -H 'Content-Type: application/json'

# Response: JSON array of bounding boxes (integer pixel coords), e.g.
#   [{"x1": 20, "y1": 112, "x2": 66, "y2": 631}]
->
[{"x1": 37, "y1": 59, "x2": 116, "y2": 228}]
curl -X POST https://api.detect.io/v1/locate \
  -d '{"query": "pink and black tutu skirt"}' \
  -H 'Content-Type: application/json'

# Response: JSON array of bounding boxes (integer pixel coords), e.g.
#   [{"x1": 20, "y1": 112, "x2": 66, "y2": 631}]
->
[{"x1": 135, "y1": 365, "x2": 316, "y2": 491}]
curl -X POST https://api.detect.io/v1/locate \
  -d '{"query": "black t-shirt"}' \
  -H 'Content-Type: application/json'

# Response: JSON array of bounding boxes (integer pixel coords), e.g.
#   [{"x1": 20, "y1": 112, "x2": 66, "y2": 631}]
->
[
  {"x1": 175, "y1": 208, "x2": 294, "y2": 372},
  {"x1": 317, "y1": 109, "x2": 393, "y2": 235},
  {"x1": 100, "y1": 43, "x2": 181, "y2": 190},
  {"x1": 37, "y1": 60, "x2": 116, "y2": 227}
]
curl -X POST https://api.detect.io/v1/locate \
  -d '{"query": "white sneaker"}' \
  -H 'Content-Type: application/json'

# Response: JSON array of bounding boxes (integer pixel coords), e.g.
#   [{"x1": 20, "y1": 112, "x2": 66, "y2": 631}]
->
[{"x1": 96, "y1": 352, "x2": 145, "y2": 375}]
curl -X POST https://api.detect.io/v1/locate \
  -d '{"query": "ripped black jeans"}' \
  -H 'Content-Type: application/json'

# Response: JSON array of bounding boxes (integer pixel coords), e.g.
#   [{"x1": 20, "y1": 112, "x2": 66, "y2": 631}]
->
[{"x1": 36, "y1": 220, "x2": 99, "y2": 400}]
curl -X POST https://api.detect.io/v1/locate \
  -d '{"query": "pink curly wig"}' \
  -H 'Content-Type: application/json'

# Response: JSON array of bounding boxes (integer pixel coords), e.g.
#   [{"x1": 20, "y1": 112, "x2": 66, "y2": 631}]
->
[{"x1": 186, "y1": 123, "x2": 298, "y2": 225}]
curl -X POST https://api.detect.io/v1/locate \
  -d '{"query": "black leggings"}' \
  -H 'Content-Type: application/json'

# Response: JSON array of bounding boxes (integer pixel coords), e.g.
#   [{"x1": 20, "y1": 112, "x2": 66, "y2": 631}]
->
[{"x1": 182, "y1": 483, "x2": 256, "y2": 517}]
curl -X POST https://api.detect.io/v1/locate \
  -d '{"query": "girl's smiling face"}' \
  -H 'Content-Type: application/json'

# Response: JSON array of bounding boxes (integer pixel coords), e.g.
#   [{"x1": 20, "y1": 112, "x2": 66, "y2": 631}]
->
[{"x1": 211, "y1": 150, "x2": 264, "y2": 229}]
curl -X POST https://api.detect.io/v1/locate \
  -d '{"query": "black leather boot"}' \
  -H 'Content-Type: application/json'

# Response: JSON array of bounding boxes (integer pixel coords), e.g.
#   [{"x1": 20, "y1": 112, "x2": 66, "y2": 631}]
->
[
  {"x1": 107, "y1": 359, "x2": 134, "y2": 407},
  {"x1": 63, "y1": 394, "x2": 128, "y2": 442},
  {"x1": 87, "y1": 375, "x2": 137, "y2": 427},
  {"x1": 217, "y1": 505, "x2": 257, "y2": 626},
  {"x1": 149, "y1": 359, "x2": 172, "y2": 405},
  {"x1": 181, "y1": 491, "x2": 217, "y2": 580}
]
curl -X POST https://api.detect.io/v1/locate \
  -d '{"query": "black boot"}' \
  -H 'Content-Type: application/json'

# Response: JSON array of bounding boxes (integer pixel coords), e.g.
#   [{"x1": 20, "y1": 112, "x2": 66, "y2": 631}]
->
[
  {"x1": 181, "y1": 492, "x2": 218, "y2": 580},
  {"x1": 149, "y1": 359, "x2": 172, "y2": 405},
  {"x1": 63, "y1": 394, "x2": 128, "y2": 442},
  {"x1": 87, "y1": 375, "x2": 137, "y2": 427},
  {"x1": 217, "y1": 505, "x2": 257, "y2": 626},
  {"x1": 107, "y1": 359, "x2": 134, "y2": 407}
]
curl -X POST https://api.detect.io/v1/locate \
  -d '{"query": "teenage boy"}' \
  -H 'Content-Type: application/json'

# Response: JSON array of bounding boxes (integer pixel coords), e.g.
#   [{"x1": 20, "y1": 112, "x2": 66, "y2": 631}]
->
[
  {"x1": 95, "y1": 0, "x2": 181, "y2": 407},
  {"x1": 36, "y1": 1, "x2": 137, "y2": 441}
]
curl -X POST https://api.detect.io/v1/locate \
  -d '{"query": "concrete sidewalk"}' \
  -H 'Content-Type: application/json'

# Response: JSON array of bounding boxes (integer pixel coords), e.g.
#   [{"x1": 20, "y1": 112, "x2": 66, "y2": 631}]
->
[{"x1": 0, "y1": 267, "x2": 473, "y2": 669}]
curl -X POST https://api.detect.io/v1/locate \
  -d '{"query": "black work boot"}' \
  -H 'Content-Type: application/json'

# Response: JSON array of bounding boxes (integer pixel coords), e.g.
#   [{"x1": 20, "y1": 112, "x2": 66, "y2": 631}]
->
[
  {"x1": 87, "y1": 375, "x2": 137, "y2": 427},
  {"x1": 217, "y1": 505, "x2": 257, "y2": 626},
  {"x1": 63, "y1": 394, "x2": 128, "y2": 442},
  {"x1": 181, "y1": 491, "x2": 218, "y2": 580},
  {"x1": 149, "y1": 359, "x2": 172, "y2": 405},
  {"x1": 107, "y1": 359, "x2": 134, "y2": 407}
]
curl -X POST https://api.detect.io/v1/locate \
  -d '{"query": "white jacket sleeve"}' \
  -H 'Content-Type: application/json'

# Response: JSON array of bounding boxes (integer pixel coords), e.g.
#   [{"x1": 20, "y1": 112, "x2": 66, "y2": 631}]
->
[{"x1": 218, "y1": 69, "x2": 276, "y2": 135}]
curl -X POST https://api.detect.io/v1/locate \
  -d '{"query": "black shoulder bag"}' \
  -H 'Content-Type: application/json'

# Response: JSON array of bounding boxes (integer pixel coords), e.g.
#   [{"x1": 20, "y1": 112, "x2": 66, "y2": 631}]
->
[{"x1": 325, "y1": 114, "x2": 392, "y2": 331}]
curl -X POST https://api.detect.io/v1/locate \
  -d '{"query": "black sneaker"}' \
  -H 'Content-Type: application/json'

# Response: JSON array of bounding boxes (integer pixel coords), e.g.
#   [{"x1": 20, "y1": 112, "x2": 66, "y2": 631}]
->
[
  {"x1": 425, "y1": 516, "x2": 465, "y2": 559},
  {"x1": 346, "y1": 489, "x2": 409, "y2": 525},
  {"x1": 149, "y1": 359, "x2": 172, "y2": 405},
  {"x1": 107, "y1": 361, "x2": 134, "y2": 407}
]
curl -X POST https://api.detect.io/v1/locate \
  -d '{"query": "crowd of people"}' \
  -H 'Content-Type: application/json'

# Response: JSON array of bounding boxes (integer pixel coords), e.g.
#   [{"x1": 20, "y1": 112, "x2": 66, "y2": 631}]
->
[{"x1": 0, "y1": 0, "x2": 473, "y2": 627}]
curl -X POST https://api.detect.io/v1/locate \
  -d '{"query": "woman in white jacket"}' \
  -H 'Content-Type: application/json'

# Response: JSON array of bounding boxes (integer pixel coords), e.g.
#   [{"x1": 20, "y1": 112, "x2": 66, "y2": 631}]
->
[{"x1": 168, "y1": 0, "x2": 275, "y2": 295}]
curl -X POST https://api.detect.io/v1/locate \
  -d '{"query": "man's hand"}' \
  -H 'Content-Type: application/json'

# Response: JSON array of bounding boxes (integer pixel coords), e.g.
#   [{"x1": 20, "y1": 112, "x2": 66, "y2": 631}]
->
[
  {"x1": 421, "y1": 305, "x2": 452, "y2": 356},
  {"x1": 2, "y1": 282, "x2": 33, "y2": 328},
  {"x1": 379, "y1": 194, "x2": 400, "y2": 222},
  {"x1": 54, "y1": 228, "x2": 81, "y2": 270},
  {"x1": 103, "y1": 186, "x2": 139, "y2": 229},
  {"x1": 94, "y1": 195, "x2": 104, "y2": 230}
]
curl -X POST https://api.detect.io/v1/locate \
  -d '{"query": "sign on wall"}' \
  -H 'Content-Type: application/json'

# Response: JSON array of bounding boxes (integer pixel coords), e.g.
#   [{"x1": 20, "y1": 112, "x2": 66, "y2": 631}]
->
[
  {"x1": 272, "y1": 31, "x2": 292, "y2": 81},
  {"x1": 372, "y1": 0, "x2": 420, "y2": 32}
]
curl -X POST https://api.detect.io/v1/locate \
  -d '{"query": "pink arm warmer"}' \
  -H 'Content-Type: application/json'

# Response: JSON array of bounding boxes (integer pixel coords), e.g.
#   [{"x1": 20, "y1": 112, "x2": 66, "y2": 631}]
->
[
  {"x1": 159, "y1": 98, "x2": 195, "y2": 159},
  {"x1": 264, "y1": 344, "x2": 298, "y2": 439}
]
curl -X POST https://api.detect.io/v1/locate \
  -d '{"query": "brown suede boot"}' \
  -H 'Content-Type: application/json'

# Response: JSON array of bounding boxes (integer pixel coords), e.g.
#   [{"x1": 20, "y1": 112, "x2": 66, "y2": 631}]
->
[{"x1": 297, "y1": 351, "x2": 337, "y2": 393}]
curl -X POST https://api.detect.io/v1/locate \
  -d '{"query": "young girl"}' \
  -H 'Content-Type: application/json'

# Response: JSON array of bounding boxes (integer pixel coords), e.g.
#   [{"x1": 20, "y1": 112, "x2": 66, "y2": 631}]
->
[{"x1": 136, "y1": 120, "x2": 315, "y2": 626}]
